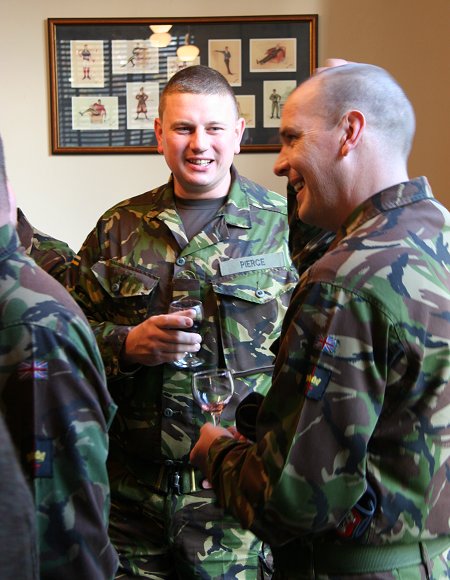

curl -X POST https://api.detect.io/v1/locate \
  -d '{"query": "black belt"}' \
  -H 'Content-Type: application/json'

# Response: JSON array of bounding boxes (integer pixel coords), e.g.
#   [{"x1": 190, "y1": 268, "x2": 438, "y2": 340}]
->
[
  {"x1": 282, "y1": 536, "x2": 450, "y2": 576},
  {"x1": 130, "y1": 458, "x2": 206, "y2": 495},
  {"x1": 152, "y1": 460, "x2": 205, "y2": 495}
]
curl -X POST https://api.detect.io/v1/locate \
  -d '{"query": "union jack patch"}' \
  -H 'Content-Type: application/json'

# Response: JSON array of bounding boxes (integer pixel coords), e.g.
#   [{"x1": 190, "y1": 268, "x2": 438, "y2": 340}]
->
[
  {"x1": 314, "y1": 334, "x2": 339, "y2": 355},
  {"x1": 18, "y1": 360, "x2": 48, "y2": 380}
]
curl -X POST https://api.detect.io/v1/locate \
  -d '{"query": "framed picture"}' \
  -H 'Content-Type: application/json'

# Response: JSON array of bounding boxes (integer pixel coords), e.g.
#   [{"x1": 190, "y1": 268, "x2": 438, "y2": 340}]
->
[{"x1": 48, "y1": 15, "x2": 318, "y2": 154}]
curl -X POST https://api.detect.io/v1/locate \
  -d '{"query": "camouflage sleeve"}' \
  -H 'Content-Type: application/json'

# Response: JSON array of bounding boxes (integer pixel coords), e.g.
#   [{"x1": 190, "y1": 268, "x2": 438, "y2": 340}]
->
[
  {"x1": 1, "y1": 320, "x2": 118, "y2": 578},
  {"x1": 205, "y1": 277, "x2": 448, "y2": 545},
  {"x1": 16, "y1": 208, "x2": 75, "y2": 283},
  {"x1": 68, "y1": 224, "x2": 133, "y2": 378}
]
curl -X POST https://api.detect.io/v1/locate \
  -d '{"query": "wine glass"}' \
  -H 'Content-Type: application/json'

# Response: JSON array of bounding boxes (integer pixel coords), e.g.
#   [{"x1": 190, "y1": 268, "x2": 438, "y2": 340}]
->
[
  {"x1": 192, "y1": 368, "x2": 234, "y2": 426},
  {"x1": 168, "y1": 297, "x2": 204, "y2": 368}
]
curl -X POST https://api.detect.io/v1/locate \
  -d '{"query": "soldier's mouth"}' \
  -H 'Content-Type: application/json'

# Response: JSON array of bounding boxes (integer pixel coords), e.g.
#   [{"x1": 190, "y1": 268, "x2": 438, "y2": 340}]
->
[
  {"x1": 293, "y1": 178, "x2": 305, "y2": 192},
  {"x1": 188, "y1": 159, "x2": 213, "y2": 167}
]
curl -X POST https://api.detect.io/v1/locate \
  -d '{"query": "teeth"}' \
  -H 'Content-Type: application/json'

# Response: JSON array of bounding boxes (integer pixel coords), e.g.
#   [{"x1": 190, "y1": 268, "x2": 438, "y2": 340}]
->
[
  {"x1": 294, "y1": 181, "x2": 305, "y2": 192},
  {"x1": 190, "y1": 159, "x2": 211, "y2": 166}
]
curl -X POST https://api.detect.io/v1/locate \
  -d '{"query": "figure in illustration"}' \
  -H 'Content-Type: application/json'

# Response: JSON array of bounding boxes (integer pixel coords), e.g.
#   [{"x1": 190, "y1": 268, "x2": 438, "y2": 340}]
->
[
  {"x1": 79, "y1": 99, "x2": 107, "y2": 122},
  {"x1": 135, "y1": 87, "x2": 149, "y2": 120},
  {"x1": 214, "y1": 46, "x2": 232, "y2": 75},
  {"x1": 257, "y1": 43, "x2": 286, "y2": 65},
  {"x1": 79, "y1": 44, "x2": 93, "y2": 80},
  {"x1": 122, "y1": 43, "x2": 148, "y2": 68},
  {"x1": 269, "y1": 88, "x2": 281, "y2": 118}
]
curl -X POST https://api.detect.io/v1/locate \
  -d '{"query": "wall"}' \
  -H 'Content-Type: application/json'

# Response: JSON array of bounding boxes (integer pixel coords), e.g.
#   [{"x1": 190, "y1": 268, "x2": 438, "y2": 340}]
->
[{"x1": 0, "y1": 0, "x2": 449, "y2": 250}]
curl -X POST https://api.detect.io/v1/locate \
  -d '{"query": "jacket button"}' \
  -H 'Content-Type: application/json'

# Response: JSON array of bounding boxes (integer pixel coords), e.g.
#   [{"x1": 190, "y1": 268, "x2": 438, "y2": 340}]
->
[
  {"x1": 163, "y1": 408, "x2": 174, "y2": 417},
  {"x1": 255, "y1": 289, "x2": 265, "y2": 298},
  {"x1": 176, "y1": 257, "x2": 186, "y2": 266}
]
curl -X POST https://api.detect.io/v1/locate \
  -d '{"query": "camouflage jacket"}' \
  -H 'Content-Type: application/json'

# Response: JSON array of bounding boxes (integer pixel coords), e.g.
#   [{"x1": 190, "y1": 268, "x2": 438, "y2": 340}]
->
[
  {"x1": 206, "y1": 178, "x2": 450, "y2": 556},
  {"x1": 16, "y1": 208, "x2": 75, "y2": 282},
  {"x1": 69, "y1": 167, "x2": 298, "y2": 463},
  {"x1": 0, "y1": 224, "x2": 118, "y2": 579}
]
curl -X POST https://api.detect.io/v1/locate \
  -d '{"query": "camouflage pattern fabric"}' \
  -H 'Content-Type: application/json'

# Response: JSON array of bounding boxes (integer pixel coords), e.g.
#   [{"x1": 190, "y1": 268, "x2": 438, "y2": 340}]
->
[
  {"x1": 16, "y1": 207, "x2": 75, "y2": 282},
  {"x1": 0, "y1": 224, "x2": 118, "y2": 579},
  {"x1": 69, "y1": 167, "x2": 298, "y2": 577},
  {"x1": 205, "y1": 178, "x2": 450, "y2": 579},
  {"x1": 108, "y1": 467, "x2": 264, "y2": 579},
  {"x1": 270, "y1": 184, "x2": 336, "y2": 359}
]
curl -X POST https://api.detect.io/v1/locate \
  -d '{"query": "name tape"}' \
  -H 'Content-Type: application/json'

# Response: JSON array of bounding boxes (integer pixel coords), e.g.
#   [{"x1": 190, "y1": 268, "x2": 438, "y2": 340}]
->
[{"x1": 219, "y1": 252, "x2": 285, "y2": 276}]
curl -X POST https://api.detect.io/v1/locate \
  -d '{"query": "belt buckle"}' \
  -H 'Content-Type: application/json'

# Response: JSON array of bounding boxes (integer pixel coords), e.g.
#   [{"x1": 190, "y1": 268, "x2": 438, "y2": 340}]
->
[{"x1": 169, "y1": 470, "x2": 182, "y2": 495}]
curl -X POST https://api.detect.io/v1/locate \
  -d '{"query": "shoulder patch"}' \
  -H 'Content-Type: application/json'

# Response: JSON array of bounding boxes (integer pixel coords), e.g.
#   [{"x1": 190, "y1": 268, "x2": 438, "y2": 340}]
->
[
  {"x1": 27, "y1": 438, "x2": 53, "y2": 478},
  {"x1": 304, "y1": 365, "x2": 332, "y2": 400},
  {"x1": 314, "y1": 334, "x2": 339, "y2": 356},
  {"x1": 18, "y1": 360, "x2": 48, "y2": 380}
]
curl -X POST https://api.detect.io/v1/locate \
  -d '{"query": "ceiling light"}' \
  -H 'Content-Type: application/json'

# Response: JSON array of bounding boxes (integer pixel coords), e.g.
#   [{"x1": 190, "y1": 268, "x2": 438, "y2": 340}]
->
[
  {"x1": 149, "y1": 24, "x2": 172, "y2": 34},
  {"x1": 150, "y1": 32, "x2": 172, "y2": 47},
  {"x1": 176, "y1": 44, "x2": 200, "y2": 62}
]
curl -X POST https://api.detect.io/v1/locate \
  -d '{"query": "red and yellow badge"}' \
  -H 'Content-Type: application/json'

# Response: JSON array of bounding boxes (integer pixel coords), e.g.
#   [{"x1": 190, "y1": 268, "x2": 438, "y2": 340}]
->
[
  {"x1": 26, "y1": 439, "x2": 53, "y2": 477},
  {"x1": 304, "y1": 364, "x2": 332, "y2": 400}
]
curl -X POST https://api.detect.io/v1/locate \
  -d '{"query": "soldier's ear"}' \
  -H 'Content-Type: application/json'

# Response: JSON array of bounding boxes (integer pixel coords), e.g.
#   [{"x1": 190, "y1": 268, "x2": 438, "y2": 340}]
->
[
  {"x1": 339, "y1": 110, "x2": 365, "y2": 157},
  {"x1": 154, "y1": 118, "x2": 164, "y2": 155},
  {"x1": 234, "y1": 117, "x2": 246, "y2": 154}
]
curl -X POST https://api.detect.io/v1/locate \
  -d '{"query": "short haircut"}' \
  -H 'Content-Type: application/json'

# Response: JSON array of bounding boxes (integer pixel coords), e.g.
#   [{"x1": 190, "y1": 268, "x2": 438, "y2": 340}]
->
[
  {"x1": 158, "y1": 65, "x2": 239, "y2": 118},
  {"x1": 310, "y1": 63, "x2": 416, "y2": 158}
]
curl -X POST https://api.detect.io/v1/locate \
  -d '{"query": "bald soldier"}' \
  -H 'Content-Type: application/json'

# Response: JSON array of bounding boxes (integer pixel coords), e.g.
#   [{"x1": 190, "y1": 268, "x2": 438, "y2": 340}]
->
[{"x1": 191, "y1": 61, "x2": 450, "y2": 579}]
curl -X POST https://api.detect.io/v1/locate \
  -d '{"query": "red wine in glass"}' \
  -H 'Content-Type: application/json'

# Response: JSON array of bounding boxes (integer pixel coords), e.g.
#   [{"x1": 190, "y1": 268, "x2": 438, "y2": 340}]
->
[{"x1": 168, "y1": 297, "x2": 204, "y2": 368}]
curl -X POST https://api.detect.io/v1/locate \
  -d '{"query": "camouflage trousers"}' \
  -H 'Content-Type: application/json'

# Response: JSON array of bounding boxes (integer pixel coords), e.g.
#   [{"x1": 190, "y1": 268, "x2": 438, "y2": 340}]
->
[{"x1": 109, "y1": 462, "x2": 271, "y2": 579}]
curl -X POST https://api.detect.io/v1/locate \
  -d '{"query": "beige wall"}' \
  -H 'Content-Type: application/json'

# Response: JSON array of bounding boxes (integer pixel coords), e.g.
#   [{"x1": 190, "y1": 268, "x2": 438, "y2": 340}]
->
[{"x1": 0, "y1": 0, "x2": 449, "y2": 250}]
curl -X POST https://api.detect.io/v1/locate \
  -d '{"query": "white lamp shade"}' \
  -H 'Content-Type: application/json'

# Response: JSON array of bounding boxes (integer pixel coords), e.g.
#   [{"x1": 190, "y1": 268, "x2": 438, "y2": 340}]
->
[
  {"x1": 150, "y1": 32, "x2": 172, "y2": 47},
  {"x1": 149, "y1": 24, "x2": 172, "y2": 33},
  {"x1": 177, "y1": 44, "x2": 200, "y2": 62}
]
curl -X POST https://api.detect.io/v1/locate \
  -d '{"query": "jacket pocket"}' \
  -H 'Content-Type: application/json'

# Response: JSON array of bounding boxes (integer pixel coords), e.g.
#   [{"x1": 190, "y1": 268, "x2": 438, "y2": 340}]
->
[
  {"x1": 91, "y1": 259, "x2": 159, "y2": 325},
  {"x1": 212, "y1": 267, "x2": 298, "y2": 373}
]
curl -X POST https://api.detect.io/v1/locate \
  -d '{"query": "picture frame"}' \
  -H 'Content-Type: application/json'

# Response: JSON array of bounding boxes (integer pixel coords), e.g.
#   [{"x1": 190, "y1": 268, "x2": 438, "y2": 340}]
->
[{"x1": 48, "y1": 15, "x2": 318, "y2": 154}]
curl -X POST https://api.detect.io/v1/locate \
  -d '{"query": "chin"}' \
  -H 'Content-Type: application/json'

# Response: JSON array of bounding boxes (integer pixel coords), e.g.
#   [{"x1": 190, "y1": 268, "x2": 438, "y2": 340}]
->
[{"x1": 299, "y1": 207, "x2": 322, "y2": 229}]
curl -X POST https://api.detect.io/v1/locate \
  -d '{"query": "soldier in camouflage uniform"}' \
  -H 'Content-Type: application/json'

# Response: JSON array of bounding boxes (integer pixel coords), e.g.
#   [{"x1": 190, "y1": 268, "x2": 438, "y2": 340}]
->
[
  {"x1": 69, "y1": 65, "x2": 298, "y2": 578},
  {"x1": 0, "y1": 137, "x2": 118, "y2": 579},
  {"x1": 16, "y1": 207, "x2": 75, "y2": 282},
  {"x1": 191, "y1": 62, "x2": 450, "y2": 578}
]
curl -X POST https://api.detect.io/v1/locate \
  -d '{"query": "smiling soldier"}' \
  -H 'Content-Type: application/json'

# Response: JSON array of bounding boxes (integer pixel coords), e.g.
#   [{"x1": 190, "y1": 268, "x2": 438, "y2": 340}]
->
[{"x1": 69, "y1": 65, "x2": 299, "y2": 579}]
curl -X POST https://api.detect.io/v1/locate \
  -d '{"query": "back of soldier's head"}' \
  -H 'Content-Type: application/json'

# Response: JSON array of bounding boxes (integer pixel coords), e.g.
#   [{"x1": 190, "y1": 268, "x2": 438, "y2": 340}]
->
[
  {"x1": 158, "y1": 65, "x2": 239, "y2": 118},
  {"x1": 312, "y1": 63, "x2": 416, "y2": 158}
]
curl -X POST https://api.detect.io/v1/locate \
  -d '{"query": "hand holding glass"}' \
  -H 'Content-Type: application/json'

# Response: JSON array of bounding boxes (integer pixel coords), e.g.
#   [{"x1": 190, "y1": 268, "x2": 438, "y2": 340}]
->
[
  {"x1": 192, "y1": 369, "x2": 234, "y2": 426},
  {"x1": 168, "y1": 297, "x2": 204, "y2": 368}
]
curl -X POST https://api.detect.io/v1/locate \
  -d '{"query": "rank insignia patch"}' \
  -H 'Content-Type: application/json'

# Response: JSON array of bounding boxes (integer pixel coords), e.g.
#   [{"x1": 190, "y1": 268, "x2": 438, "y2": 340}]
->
[
  {"x1": 27, "y1": 438, "x2": 53, "y2": 477},
  {"x1": 304, "y1": 365, "x2": 332, "y2": 400}
]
